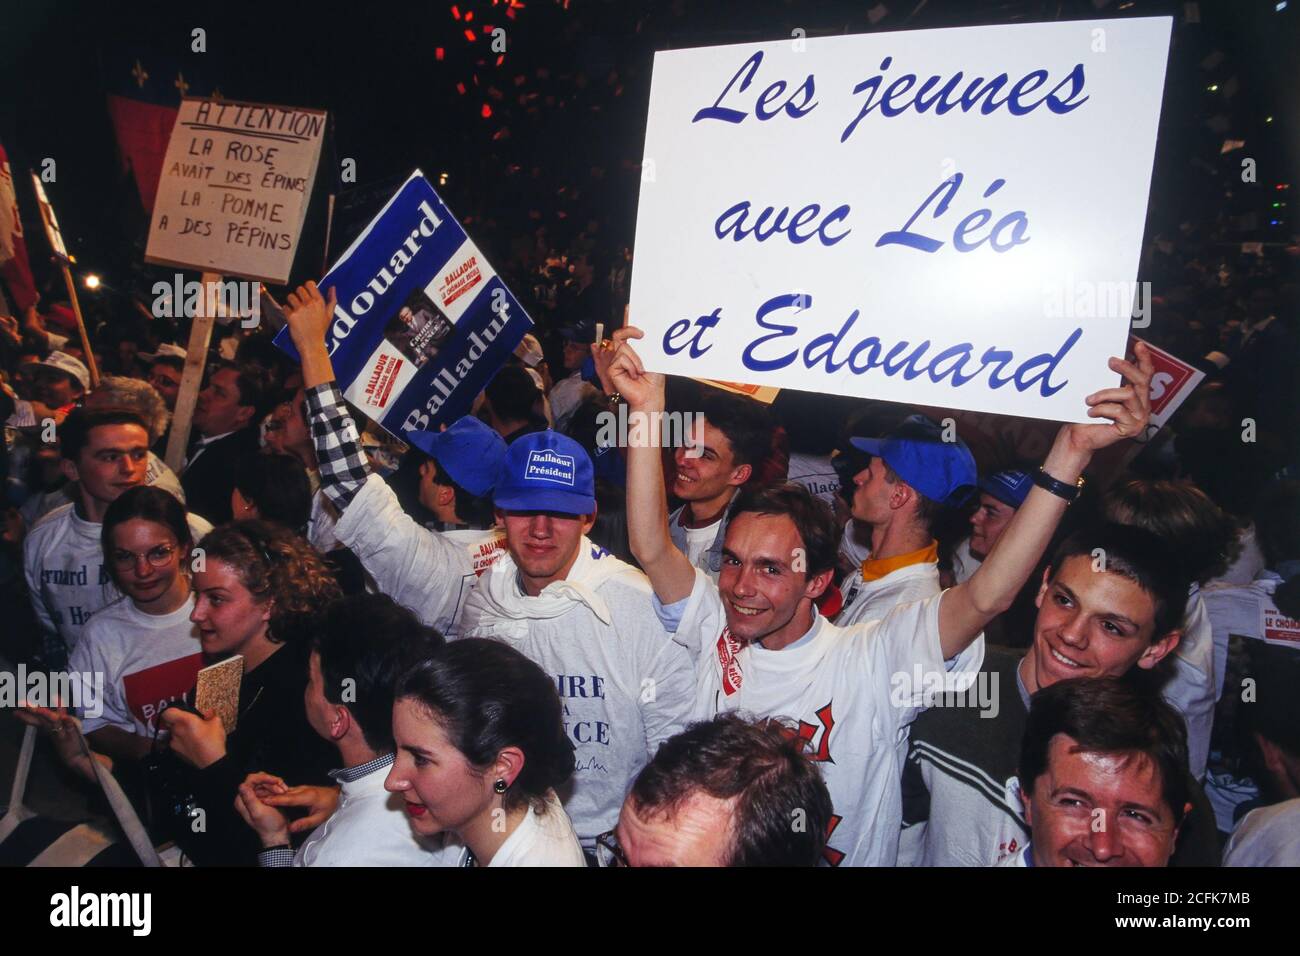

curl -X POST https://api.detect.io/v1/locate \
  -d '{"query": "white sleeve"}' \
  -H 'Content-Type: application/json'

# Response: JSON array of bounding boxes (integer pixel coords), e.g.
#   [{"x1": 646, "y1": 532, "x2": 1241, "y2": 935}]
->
[
  {"x1": 331, "y1": 473, "x2": 469, "y2": 631},
  {"x1": 668, "y1": 567, "x2": 727, "y2": 662},
  {"x1": 866, "y1": 591, "x2": 985, "y2": 734}
]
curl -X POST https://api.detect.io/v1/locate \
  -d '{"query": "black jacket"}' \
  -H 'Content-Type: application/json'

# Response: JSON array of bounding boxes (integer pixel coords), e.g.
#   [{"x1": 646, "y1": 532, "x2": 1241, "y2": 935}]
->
[
  {"x1": 152, "y1": 641, "x2": 336, "y2": 866},
  {"x1": 180, "y1": 426, "x2": 261, "y2": 524}
]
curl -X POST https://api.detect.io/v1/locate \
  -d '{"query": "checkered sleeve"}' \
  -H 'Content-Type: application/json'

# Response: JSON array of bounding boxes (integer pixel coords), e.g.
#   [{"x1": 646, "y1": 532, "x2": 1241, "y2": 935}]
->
[
  {"x1": 257, "y1": 847, "x2": 296, "y2": 868},
  {"x1": 305, "y1": 382, "x2": 372, "y2": 511}
]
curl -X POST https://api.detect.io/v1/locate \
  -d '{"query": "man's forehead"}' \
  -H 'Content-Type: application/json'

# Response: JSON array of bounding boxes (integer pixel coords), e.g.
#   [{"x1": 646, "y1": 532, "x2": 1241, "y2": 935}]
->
[
  {"x1": 1052, "y1": 555, "x2": 1158, "y2": 620},
  {"x1": 622, "y1": 792, "x2": 734, "y2": 865},
  {"x1": 1045, "y1": 734, "x2": 1167, "y2": 812},
  {"x1": 87, "y1": 423, "x2": 149, "y2": 448},
  {"x1": 726, "y1": 511, "x2": 802, "y2": 552}
]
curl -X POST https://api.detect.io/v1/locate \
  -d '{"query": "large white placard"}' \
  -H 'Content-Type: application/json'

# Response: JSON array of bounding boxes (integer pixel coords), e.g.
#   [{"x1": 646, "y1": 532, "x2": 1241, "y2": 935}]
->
[
  {"x1": 629, "y1": 17, "x2": 1171, "y2": 422},
  {"x1": 145, "y1": 98, "x2": 326, "y2": 284}
]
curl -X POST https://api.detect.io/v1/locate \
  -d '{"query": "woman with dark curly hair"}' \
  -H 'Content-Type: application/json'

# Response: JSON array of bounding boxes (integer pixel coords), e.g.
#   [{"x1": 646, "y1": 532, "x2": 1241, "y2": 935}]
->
[{"x1": 155, "y1": 520, "x2": 341, "y2": 865}]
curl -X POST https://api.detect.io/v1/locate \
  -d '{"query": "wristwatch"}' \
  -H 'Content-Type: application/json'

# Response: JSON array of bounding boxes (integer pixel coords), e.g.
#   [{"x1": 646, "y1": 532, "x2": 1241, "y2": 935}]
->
[{"x1": 1033, "y1": 467, "x2": 1085, "y2": 504}]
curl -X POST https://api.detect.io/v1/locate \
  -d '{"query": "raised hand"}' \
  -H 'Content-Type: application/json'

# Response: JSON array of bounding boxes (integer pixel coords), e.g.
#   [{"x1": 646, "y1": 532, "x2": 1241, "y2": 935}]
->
[
  {"x1": 607, "y1": 327, "x2": 666, "y2": 411},
  {"x1": 284, "y1": 281, "x2": 337, "y2": 350},
  {"x1": 1061, "y1": 340, "x2": 1155, "y2": 455}
]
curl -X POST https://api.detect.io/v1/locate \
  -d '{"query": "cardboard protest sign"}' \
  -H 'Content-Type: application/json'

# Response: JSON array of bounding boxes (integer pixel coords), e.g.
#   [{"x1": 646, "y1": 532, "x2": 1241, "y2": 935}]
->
[
  {"x1": 30, "y1": 174, "x2": 70, "y2": 263},
  {"x1": 274, "y1": 171, "x2": 533, "y2": 438},
  {"x1": 145, "y1": 98, "x2": 326, "y2": 284},
  {"x1": 630, "y1": 17, "x2": 1171, "y2": 423}
]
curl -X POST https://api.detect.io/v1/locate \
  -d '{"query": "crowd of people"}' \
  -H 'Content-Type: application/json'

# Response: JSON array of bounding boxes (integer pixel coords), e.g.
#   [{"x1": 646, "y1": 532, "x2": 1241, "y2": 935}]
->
[
  {"x1": 1, "y1": 231, "x2": 1296, "y2": 867},
  {"x1": 0, "y1": 1, "x2": 1297, "y2": 869}
]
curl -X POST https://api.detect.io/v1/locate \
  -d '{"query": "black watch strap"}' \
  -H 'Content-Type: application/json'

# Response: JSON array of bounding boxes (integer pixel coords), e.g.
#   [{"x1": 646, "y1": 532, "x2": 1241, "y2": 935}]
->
[{"x1": 1033, "y1": 467, "x2": 1085, "y2": 503}]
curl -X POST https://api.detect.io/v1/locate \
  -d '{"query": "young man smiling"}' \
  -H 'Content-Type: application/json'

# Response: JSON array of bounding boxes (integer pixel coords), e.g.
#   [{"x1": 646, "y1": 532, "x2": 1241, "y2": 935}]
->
[
  {"x1": 899, "y1": 523, "x2": 1221, "y2": 866},
  {"x1": 613, "y1": 327, "x2": 1154, "y2": 866},
  {"x1": 667, "y1": 388, "x2": 773, "y2": 581},
  {"x1": 283, "y1": 281, "x2": 695, "y2": 852}
]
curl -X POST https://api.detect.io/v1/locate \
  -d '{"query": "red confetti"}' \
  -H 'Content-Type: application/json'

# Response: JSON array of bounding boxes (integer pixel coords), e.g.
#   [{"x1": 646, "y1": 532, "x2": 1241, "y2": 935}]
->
[
  {"x1": 435, "y1": 47, "x2": 445, "y2": 60},
  {"x1": 456, "y1": 82, "x2": 467, "y2": 95},
  {"x1": 464, "y1": 28, "x2": 476, "y2": 42},
  {"x1": 481, "y1": 103, "x2": 492, "y2": 118},
  {"x1": 451, "y1": 4, "x2": 460, "y2": 19},
  {"x1": 496, "y1": 54, "x2": 505, "y2": 66}
]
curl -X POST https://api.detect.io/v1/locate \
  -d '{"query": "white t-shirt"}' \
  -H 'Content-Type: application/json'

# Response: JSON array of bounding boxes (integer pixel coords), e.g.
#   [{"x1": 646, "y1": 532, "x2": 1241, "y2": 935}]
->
[
  {"x1": 663, "y1": 569, "x2": 984, "y2": 867},
  {"x1": 455, "y1": 790, "x2": 587, "y2": 867},
  {"x1": 330, "y1": 473, "x2": 506, "y2": 637},
  {"x1": 67, "y1": 593, "x2": 204, "y2": 737},
  {"x1": 1223, "y1": 798, "x2": 1300, "y2": 867},
  {"x1": 836, "y1": 560, "x2": 941, "y2": 627},
  {"x1": 296, "y1": 757, "x2": 462, "y2": 867},
  {"x1": 683, "y1": 517, "x2": 722, "y2": 572},
  {"x1": 458, "y1": 539, "x2": 696, "y2": 847},
  {"x1": 23, "y1": 503, "x2": 213, "y2": 655},
  {"x1": 787, "y1": 452, "x2": 840, "y2": 507}
]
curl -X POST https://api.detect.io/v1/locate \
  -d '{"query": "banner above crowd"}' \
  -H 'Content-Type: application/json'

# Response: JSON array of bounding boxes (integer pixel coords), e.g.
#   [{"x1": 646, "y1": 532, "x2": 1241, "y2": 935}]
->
[
  {"x1": 274, "y1": 171, "x2": 533, "y2": 439},
  {"x1": 145, "y1": 97, "x2": 326, "y2": 284},
  {"x1": 629, "y1": 17, "x2": 1172, "y2": 422}
]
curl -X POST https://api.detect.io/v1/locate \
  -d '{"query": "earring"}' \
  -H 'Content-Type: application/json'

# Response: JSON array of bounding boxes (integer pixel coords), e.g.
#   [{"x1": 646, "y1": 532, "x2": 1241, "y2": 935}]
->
[{"x1": 493, "y1": 778, "x2": 508, "y2": 794}]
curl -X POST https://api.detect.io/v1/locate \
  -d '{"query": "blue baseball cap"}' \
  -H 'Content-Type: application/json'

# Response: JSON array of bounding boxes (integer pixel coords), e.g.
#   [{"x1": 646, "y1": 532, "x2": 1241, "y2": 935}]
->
[
  {"x1": 493, "y1": 430, "x2": 596, "y2": 515},
  {"x1": 849, "y1": 415, "x2": 977, "y2": 506},
  {"x1": 978, "y1": 469, "x2": 1033, "y2": 510},
  {"x1": 404, "y1": 416, "x2": 507, "y2": 497}
]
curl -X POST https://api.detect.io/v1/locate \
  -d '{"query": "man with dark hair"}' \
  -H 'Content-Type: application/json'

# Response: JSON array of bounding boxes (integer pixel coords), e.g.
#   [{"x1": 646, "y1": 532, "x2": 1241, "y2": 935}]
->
[
  {"x1": 234, "y1": 594, "x2": 460, "y2": 867},
  {"x1": 836, "y1": 414, "x2": 977, "y2": 625},
  {"x1": 615, "y1": 328, "x2": 1155, "y2": 866},
  {"x1": 1006, "y1": 677, "x2": 1194, "y2": 867},
  {"x1": 668, "y1": 388, "x2": 774, "y2": 582},
  {"x1": 605, "y1": 712, "x2": 833, "y2": 867},
  {"x1": 482, "y1": 364, "x2": 546, "y2": 443},
  {"x1": 23, "y1": 407, "x2": 212, "y2": 667},
  {"x1": 900, "y1": 524, "x2": 1220, "y2": 867},
  {"x1": 182, "y1": 360, "x2": 268, "y2": 523}
]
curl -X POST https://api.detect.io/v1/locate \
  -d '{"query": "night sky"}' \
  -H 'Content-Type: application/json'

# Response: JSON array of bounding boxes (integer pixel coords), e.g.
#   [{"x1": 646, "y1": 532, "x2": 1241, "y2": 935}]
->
[{"x1": 1, "y1": 0, "x2": 1295, "y2": 313}]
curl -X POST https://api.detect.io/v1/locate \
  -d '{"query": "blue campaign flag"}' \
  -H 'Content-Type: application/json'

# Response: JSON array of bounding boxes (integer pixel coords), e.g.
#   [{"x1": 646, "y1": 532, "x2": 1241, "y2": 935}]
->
[{"x1": 274, "y1": 170, "x2": 532, "y2": 438}]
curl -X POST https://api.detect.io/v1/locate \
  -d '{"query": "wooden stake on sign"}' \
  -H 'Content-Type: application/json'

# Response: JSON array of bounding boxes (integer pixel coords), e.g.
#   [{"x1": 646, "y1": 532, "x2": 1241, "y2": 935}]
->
[
  {"x1": 164, "y1": 273, "x2": 221, "y2": 474},
  {"x1": 59, "y1": 264, "x2": 99, "y2": 388}
]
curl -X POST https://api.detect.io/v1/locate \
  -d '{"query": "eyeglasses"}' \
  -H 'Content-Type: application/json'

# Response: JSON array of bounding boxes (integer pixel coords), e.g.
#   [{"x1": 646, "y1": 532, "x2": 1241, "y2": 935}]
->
[
  {"x1": 594, "y1": 830, "x2": 628, "y2": 868},
  {"x1": 111, "y1": 544, "x2": 178, "y2": 570}
]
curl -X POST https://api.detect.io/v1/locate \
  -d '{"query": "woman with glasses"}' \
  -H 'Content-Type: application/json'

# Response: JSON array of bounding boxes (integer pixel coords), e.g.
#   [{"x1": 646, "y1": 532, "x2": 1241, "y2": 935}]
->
[
  {"x1": 386, "y1": 639, "x2": 586, "y2": 867},
  {"x1": 153, "y1": 519, "x2": 341, "y2": 865},
  {"x1": 67, "y1": 486, "x2": 206, "y2": 763},
  {"x1": 19, "y1": 486, "x2": 206, "y2": 770}
]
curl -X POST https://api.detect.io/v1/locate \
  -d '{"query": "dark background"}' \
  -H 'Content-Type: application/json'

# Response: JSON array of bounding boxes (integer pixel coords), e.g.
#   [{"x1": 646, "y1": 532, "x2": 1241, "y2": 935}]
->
[{"x1": 0, "y1": 0, "x2": 1295, "y2": 309}]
